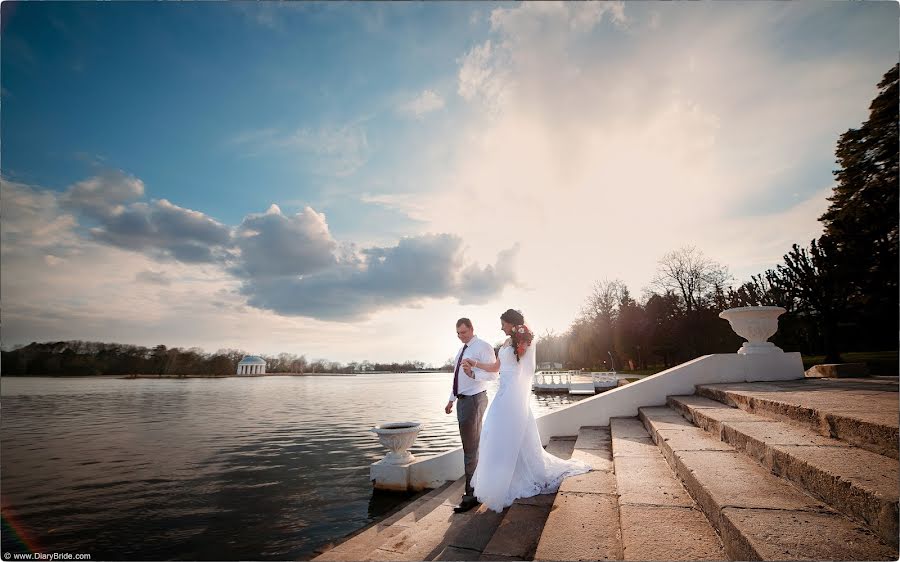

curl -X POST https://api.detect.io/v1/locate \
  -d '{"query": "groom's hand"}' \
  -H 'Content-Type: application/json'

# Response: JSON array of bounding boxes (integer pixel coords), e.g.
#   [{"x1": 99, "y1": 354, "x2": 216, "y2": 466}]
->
[{"x1": 445, "y1": 401, "x2": 454, "y2": 414}]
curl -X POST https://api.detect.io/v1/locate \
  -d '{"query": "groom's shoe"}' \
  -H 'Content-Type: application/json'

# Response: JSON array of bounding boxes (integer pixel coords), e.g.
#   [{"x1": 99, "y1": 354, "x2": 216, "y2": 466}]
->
[{"x1": 453, "y1": 497, "x2": 481, "y2": 513}]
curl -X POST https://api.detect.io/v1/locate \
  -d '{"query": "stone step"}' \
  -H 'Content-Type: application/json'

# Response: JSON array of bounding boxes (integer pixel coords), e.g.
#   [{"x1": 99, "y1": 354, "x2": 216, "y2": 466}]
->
[
  {"x1": 366, "y1": 476, "x2": 505, "y2": 561},
  {"x1": 609, "y1": 417, "x2": 726, "y2": 560},
  {"x1": 476, "y1": 436, "x2": 577, "y2": 561},
  {"x1": 640, "y1": 405, "x2": 898, "y2": 561},
  {"x1": 312, "y1": 479, "x2": 458, "y2": 560},
  {"x1": 534, "y1": 427, "x2": 622, "y2": 561},
  {"x1": 668, "y1": 394, "x2": 900, "y2": 546},
  {"x1": 695, "y1": 379, "x2": 899, "y2": 459}
]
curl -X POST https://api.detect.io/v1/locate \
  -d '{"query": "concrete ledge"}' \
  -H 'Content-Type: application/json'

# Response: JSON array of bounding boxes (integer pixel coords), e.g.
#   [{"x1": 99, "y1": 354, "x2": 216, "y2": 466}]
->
[{"x1": 805, "y1": 362, "x2": 869, "y2": 378}]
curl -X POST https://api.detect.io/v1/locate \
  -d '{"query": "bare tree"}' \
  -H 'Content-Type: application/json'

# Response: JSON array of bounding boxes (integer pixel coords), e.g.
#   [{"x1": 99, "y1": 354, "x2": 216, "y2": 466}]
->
[{"x1": 651, "y1": 246, "x2": 730, "y2": 314}]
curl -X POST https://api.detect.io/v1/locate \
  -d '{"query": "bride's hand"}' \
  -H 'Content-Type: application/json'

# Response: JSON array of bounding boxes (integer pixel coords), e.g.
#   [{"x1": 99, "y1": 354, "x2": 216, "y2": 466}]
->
[{"x1": 462, "y1": 358, "x2": 476, "y2": 368}]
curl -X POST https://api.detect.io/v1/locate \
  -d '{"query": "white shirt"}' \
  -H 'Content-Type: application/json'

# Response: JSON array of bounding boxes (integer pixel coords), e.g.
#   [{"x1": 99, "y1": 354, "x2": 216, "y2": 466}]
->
[{"x1": 448, "y1": 336, "x2": 498, "y2": 403}]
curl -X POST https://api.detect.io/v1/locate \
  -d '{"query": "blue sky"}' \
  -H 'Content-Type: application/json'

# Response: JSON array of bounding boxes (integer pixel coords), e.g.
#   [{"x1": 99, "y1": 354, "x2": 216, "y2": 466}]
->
[{"x1": 2, "y1": 1, "x2": 897, "y2": 364}]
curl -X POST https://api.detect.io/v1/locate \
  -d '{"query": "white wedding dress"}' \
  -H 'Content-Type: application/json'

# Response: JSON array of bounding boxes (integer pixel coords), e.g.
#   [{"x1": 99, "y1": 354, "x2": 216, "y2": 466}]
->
[{"x1": 471, "y1": 341, "x2": 591, "y2": 512}]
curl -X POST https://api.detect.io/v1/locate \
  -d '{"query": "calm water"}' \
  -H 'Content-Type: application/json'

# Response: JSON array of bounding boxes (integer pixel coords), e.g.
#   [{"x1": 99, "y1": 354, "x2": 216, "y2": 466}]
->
[{"x1": 0, "y1": 374, "x2": 589, "y2": 560}]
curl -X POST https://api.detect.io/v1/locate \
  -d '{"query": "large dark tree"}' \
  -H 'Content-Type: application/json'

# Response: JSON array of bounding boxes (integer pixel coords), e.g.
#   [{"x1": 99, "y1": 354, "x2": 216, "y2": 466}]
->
[{"x1": 820, "y1": 63, "x2": 899, "y2": 349}]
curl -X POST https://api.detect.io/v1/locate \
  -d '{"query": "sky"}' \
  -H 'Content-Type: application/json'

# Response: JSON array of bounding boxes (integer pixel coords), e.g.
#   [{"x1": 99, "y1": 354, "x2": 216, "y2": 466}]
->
[{"x1": 1, "y1": 1, "x2": 897, "y2": 366}]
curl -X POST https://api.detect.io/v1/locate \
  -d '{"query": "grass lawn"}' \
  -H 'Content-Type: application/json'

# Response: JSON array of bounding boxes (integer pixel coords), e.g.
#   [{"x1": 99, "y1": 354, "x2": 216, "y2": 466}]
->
[{"x1": 802, "y1": 351, "x2": 898, "y2": 376}]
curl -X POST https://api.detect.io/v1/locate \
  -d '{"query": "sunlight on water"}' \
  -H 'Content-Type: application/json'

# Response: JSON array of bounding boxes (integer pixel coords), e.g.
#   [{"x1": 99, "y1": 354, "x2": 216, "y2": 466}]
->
[{"x1": 1, "y1": 374, "x2": 590, "y2": 560}]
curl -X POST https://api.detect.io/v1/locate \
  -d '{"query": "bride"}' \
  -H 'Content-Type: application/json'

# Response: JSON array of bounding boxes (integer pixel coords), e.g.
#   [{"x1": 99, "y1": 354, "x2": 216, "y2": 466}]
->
[{"x1": 462, "y1": 309, "x2": 591, "y2": 512}]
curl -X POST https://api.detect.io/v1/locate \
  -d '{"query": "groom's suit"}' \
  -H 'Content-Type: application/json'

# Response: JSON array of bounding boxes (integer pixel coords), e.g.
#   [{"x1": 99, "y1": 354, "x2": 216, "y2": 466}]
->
[{"x1": 449, "y1": 336, "x2": 498, "y2": 502}]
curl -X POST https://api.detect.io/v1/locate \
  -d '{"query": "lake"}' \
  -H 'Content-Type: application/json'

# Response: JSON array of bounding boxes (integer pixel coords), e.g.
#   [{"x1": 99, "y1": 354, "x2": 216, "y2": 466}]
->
[{"x1": 0, "y1": 374, "x2": 590, "y2": 560}]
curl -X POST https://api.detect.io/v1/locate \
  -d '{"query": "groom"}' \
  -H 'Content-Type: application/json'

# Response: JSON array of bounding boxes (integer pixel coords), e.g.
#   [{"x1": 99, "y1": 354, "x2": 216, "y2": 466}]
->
[{"x1": 444, "y1": 317, "x2": 497, "y2": 513}]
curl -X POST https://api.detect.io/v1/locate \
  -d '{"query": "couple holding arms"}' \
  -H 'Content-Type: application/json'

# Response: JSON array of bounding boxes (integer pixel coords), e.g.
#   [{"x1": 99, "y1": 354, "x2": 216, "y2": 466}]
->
[{"x1": 444, "y1": 309, "x2": 590, "y2": 513}]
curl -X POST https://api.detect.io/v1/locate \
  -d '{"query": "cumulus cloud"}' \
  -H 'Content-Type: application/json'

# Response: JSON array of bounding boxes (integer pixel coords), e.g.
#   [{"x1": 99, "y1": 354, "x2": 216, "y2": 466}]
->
[
  {"x1": 87, "y1": 198, "x2": 233, "y2": 264},
  {"x1": 39, "y1": 170, "x2": 236, "y2": 264},
  {"x1": 399, "y1": 89, "x2": 446, "y2": 119},
  {"x1": 1, "y1": 179, "x2": 80, "y2": 254},
  {"x1": 231, "y1": 204, "x2": 340, "y2": 278},
  {"x1": 238, "y1": 234, "x2": 519, "y2": 321},
  {"x1": 59, "y1": 170, "x2": 145, "y2": 220}
]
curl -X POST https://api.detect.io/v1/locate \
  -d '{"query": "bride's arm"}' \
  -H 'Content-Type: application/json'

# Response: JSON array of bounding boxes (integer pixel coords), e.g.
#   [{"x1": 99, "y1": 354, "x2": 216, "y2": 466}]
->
[
  {"x1": 471, "y1": 357, "x2": 500, "y2": 372},
  {"x1": 464, "y1": 351, "x2": 500, "y2": 373}
]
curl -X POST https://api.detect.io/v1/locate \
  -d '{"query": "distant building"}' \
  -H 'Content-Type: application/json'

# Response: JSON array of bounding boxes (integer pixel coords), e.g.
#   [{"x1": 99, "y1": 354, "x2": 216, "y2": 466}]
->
[{"x1": 237, "y1": 355, "x2": 266, "y2": 375}]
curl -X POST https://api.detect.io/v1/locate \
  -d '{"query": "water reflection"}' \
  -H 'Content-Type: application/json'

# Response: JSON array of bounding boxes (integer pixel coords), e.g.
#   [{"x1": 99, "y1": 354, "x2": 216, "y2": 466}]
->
[{"x1": 1, "y1": 374, "x2": 590, "y2": 560}]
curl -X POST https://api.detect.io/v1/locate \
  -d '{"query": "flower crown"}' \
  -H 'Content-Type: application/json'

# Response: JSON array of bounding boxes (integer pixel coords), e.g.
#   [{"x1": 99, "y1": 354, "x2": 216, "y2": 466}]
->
[{"x1": 511, "y1": 324, "x2": 534, "y2": 362}]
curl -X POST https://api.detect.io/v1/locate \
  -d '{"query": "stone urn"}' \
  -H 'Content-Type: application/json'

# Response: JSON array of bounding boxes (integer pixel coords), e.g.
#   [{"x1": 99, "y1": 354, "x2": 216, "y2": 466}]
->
[
  {"x1": 371, "y1": 422, "x2": 422, "y2": 465},
  {"x1": 719, "y1": 306, "x2": 786, "y2": 355}
]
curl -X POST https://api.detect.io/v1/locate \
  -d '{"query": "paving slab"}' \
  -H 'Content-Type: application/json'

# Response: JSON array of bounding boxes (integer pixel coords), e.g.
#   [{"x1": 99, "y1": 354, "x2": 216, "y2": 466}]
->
[
  {"x1": 720, "y1": 506, "x2": 897, "y2": 561},
  {"x1": 557, "y1": 468, "x2": 617, "y2": 495},
  {"x1": 569, "y1": 447, "x2": 613, "y2": 472},
  {"x1": 481, "y1": 503, "x2": 549, "y2": 560},
  {"x1": 672, "y1": 449, "x2": 830, "y2": 530},
  {"x1": 572, "y1": 426, "x2": 612, "y2": 449},
  {"x1": 512, "y1": 493, "x2": 555, "y2": 508},
  {"x1": 544, "y1": 436, "x2": 577, "y2": 459},
  {"x1": 637, "y1": 406, "x2": 695, "y2": 430},
  {"x1": 668, "y1": 395, "x2": 762, "y2": 436},
  {"x1": 610, "y1": 416, "x2": 654, "y2": 438},
  {"x1": 645, "y1": 423, "x2": 733, "y2": 467},
  {"x1": 534, "y1": 492, "x2": 622, "y2": 561},
  {"x1": 619, "y1": 505, "x2": 725, "y2": 560},
  {"x1": 612, "y1": 435, "x2": 659, "y2": 458},
  {"x1": 614, "y1": 454, "x2": 694, "y2": 508}
]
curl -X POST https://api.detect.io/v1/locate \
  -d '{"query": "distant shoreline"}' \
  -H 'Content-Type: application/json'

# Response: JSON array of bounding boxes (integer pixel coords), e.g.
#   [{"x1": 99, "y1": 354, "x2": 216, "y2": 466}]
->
[
  {"x1": 120, "y1": 373, "x2": 360, "y2": 379},
  {"x1": 1, "y1": 372, "x2": 451, "y2": 379}
]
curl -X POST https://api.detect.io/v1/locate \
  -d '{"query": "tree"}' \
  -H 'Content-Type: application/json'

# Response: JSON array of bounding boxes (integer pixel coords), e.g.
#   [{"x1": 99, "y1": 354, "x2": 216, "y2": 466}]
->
[
  {"x1": 769, "y1": 238, "x2": 849, "y2": 362},
  {"x1": 820, "y1": 63, "x2": 898, "y2": 348},
  {"x1": 651, "y1": 246, "x2": 730, "y2": 315}
]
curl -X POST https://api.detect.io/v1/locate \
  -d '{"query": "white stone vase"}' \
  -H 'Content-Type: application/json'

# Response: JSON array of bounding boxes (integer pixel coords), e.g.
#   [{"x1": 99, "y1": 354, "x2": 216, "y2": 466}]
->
[
  {"x1": 719, "y1": 306, "x2": 786, "y2": 355},
  {"x1": 371, "y1": 422, "x2": 422, "y2": 465}
]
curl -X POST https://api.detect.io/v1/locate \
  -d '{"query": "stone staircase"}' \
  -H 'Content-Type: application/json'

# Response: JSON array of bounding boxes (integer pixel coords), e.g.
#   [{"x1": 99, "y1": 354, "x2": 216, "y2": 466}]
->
[{"x1": 313, "y1": 377, "x2": 898, "y2": 561}]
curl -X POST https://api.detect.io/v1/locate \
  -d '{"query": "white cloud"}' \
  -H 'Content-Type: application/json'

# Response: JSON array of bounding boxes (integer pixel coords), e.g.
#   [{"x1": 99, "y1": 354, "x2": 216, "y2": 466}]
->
[
  {"x1": 399, "y1": 89, "x2": 446, "y2": 119},
  {"x1": 1, "y1": 179, "x2": 80, "y2": 254}
]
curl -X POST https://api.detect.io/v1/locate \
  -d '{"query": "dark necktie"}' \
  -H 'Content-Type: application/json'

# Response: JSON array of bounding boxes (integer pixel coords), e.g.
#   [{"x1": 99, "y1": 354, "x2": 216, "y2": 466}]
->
[{"x1": 452, "y1": 343, "x2": 469, "y2": 398}]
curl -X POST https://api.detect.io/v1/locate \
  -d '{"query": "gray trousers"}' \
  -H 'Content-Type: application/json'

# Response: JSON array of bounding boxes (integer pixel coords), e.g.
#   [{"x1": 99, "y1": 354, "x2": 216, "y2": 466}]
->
[{"x1": 456, "y1": 391, "x2": 488, "y2": 499}]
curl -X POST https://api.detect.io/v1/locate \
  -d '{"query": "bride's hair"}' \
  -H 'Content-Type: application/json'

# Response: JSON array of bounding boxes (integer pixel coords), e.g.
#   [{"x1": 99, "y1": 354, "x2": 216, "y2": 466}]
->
[
  {"x1": 501, "y1": 309, "x2": 532, "y2": 362},
  {"x1": 500, "y1": 309, "x2": 524, "y2": 326}
]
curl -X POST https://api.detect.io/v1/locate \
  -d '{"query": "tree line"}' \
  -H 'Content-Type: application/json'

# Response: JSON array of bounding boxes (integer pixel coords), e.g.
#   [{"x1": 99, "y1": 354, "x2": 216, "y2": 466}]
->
[{"x1": 0, "y1": 341, "x2": 431, "y2": 376}]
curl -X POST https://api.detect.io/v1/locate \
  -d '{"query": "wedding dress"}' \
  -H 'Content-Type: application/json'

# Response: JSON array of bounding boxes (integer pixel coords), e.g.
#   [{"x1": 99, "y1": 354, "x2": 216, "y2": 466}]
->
[{"x1": 471, "y1": 341, "x2": 591, "y2": 512}]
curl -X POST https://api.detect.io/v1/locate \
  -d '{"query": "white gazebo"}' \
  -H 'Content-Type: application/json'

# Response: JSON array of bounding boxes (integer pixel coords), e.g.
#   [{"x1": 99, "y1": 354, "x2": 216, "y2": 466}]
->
[{"x1": 237, "y1": 355, "x2": 267, "y2": 375}]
